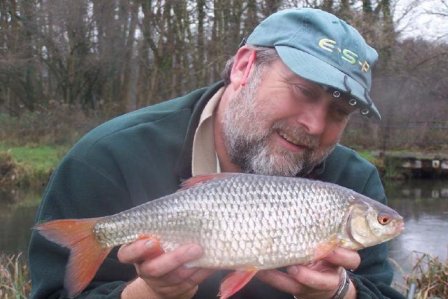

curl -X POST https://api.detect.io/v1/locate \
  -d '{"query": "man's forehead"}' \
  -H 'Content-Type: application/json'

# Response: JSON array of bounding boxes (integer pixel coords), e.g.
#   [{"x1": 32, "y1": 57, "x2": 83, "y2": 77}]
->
[
  {"x1": 282, "y1": 68, "x2": 329, "y2": 92},
  {"x1": 275, "y1": 60, "x2": 322, "y2": 88}
]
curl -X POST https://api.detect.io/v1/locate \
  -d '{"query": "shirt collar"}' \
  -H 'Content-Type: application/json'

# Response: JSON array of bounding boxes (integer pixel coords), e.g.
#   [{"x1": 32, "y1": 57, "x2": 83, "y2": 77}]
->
[{"x1": 191, "y1": 87, "x2": 225, "y2": 176}]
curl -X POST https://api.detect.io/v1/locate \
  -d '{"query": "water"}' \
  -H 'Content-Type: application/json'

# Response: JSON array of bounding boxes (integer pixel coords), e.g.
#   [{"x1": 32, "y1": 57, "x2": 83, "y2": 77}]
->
[
  {"x1": 1, "y1": 180, "x2": 447, "y2": 280},
  {"x1": 385, "y1": 179, "x2": 448, "y2": 286},
  {"x1": 0, "y1": 189, "x2": 41, "y2": 254}
]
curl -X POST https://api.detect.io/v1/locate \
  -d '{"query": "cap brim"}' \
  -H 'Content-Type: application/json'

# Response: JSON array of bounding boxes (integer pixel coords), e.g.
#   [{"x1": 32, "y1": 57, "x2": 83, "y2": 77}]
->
[{"x1": 276, "y1": 45, "x2": 381, "y2": 119}]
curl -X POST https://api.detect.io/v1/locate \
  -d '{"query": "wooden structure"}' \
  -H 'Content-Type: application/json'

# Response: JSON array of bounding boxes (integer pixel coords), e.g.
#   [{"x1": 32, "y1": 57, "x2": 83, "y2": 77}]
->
[{"x1": 382, "y1": 151, "x2": 448, "y2": 179}]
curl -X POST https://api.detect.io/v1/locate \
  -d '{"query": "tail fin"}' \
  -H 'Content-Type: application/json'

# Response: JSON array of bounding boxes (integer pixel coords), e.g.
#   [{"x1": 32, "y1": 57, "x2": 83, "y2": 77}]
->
[{"x1": 35, "y1": 218, "x2": 112, "y2": 297}]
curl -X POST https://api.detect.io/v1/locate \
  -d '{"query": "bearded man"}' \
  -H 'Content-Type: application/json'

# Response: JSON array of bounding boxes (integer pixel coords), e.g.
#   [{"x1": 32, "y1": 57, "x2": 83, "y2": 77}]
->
[{"x1": 29, "y1": 8, "x2": 405, "y2": 299}]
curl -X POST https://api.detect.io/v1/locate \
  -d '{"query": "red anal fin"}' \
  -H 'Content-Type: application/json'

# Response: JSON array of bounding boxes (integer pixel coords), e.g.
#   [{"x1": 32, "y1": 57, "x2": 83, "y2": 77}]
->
[
  {"x1": 219, "y1": 269, "x2": 258, "y2": 299},
  {"x1": 180, "y1": 173, "x2": 236, "y2": 190},
  {"x1": 35, "y1": 218, "x2": 111, "y2": 297}
]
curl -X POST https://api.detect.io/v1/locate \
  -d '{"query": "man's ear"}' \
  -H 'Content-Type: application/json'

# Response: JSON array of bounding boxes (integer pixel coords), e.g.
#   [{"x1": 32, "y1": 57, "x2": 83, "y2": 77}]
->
[{"x1": 229, "y1": 46, "x2": 256, "y2": 90}]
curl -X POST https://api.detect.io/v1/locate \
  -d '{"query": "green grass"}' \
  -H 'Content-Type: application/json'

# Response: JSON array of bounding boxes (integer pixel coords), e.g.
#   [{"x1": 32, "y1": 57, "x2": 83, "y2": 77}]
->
[
  {"x1": 0, "y1": 143, "x2": 69, "y2": 189},
  {"x1": 358, "y1": 151, "x2": 376, "y2": 163},
  {"x1": 0, "y1": 144, "x2": 67, "y2": 173}
]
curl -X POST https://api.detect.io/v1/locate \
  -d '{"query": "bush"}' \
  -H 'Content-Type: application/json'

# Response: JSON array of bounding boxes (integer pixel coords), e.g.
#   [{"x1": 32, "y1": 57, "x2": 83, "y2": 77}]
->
[
  {"x1": 0, "y1": 152, "x2": 24, "y2": 190},
  {"x1": 0, "y1": 101, "x2": 105, "y2": 146},
  {"x1": 405, "y1": 252, "x2": 448, "y2": 299},
  {"x1": 0, "y1": 253, "x2": 31, "y2": 299}
]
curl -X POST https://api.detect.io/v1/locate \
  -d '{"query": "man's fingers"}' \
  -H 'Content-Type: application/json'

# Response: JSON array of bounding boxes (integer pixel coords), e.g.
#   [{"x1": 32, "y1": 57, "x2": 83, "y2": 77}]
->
[
  {"x1": 117, "y1": 238, "x2": 163, "y2": 264},
  {"x1": 257, "y1": 269, "x2": 303, "y2": 295},
  {"x1": 322, "y1": 248, "x2": 361, "y2": 270},
  {"x1": 138, "y1": 244, "x2": 203, "y2": 277},
  {"x1": 287, "y1": 265, "x2": 340, "y2": 290},
  {"x1": 161, "y1": 265, "x2": 214, "y2": 285},
  {"x1": 185, "y1": 268, "x2": 216, "y2": 286}
]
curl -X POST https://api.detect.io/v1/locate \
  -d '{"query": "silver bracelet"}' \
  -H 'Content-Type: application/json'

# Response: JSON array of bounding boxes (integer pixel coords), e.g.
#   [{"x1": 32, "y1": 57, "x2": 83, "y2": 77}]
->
[
  {"x1": 292, "y1": 269, "x2": 350, "y2": 299},
  {"x1": 331, "y1": 269, "x2": 350, "y2": 299}
]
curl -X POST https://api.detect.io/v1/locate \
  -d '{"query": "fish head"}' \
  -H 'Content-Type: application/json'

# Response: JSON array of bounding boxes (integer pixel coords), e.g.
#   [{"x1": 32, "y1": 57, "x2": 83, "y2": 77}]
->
[{"x1": 343, "y1": 197, "x2": 404, "y2": 249}]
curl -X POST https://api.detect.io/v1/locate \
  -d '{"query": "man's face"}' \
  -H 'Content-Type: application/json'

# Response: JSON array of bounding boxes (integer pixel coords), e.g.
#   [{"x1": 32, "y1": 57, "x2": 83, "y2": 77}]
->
[{"x1": 222, "y1": 59, "x2": 354, "y2": 176}]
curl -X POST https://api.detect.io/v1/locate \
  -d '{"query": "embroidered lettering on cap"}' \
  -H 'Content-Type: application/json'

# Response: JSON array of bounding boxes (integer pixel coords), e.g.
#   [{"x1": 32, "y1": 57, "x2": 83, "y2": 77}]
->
[{"x1": 318, "y1": 38, "x2": 370, "y2": 73}]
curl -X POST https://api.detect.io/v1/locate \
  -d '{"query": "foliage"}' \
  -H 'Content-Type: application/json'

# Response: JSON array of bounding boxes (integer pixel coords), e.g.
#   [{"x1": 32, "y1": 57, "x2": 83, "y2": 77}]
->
[
  {"x1": 0, "y1": 152, "x2": 24, "y2": 189},
  {"x1": 0, "y1": 143, "x2": 68, "y2": 189},
  {"x1": 0, "y1": 0, "x2": 399, "y2": 111},
  {"x1": 0, "y1": 144, "x2": 66, "y2": 172},
  {"x1": 405, "y1": 252, "x2": 448, "y2": 299},
  {"x1": 0, "y1": 100, "x2": 97, "y2": 189},
  {"x1": 0, "y1": 253, "x2": 31, "y2": 299},
  {"x1": 0, "y1": 101, "x2": 104, "y2": 146},
  {"x1": 0, "y1": 0, "x2": 447, "y2": 151},
  {"x1": 357, "y1": 150, "x2": 383, "y2": 167}
]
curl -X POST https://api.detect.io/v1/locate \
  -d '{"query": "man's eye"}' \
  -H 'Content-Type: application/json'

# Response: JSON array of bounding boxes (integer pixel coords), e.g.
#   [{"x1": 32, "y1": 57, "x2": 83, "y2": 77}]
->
[
  {"x1": 331, "y1": 105, "x2": 353, "y2": 121},
  {"x1": 294, "y1": 85, "x2": 315, "y2": 98},
  {"x1": 335, "y1": 108, "x2": 350, "y2": 117}
]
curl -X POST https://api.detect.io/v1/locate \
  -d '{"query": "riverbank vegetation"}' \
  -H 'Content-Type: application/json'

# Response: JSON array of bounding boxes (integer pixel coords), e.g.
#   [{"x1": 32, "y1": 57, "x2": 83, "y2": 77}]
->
[
  {"x1": 0, "y1": 253, "x2": 30, "y2": 299},
  {"x1": 0, "y1": 102, "x2": 104, "y2": 190},
  {"x1": 404, "y1": 252, "x2": 448, "y2": 299},
  {"x1": 0, "y1": 145, "x2": 68, "y2": 190}
]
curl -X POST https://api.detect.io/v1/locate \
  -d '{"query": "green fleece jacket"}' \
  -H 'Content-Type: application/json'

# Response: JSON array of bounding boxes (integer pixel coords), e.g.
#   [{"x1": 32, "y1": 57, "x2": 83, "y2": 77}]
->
[{"x1": 29, "y1": 81, "x2": 405, "y2": 299}]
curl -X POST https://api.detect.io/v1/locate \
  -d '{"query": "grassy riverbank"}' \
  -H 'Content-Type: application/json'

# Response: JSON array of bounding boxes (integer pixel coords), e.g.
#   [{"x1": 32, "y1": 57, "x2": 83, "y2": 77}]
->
[
  {"x1": 0, "y1": 106, "x2": 103, "y2": 191},
  {"x1": 0, "y1": 143, "x2": 431, "y2": 192},
  {"x1": 0, "y1": 145, "x2": 389, "y2": 192},
  {"x1": 0, "y1": 143, "x2": 69, "y2": 190}
]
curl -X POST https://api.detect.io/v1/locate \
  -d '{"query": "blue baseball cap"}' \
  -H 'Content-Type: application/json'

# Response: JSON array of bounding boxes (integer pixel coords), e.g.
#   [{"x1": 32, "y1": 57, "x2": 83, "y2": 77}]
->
[{"x1": 246, "y1": 8, "x2": 381, "y2": 119}]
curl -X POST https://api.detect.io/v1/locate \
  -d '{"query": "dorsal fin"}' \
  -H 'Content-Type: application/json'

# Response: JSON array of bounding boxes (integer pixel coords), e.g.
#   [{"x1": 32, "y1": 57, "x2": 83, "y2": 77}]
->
[{"x1": 180, "y1": 173, "x2": 236, "y2": 190}]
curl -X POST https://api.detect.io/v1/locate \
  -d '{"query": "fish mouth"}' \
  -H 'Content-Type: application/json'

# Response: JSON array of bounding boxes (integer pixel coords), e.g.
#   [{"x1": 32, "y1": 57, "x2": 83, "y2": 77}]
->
[{"x1": 396, "y1": 220, "x2": 405, "y2": 233}]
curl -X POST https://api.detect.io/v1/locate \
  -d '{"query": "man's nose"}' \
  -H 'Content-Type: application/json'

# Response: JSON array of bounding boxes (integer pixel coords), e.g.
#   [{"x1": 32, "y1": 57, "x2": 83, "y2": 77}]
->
[{"x1": 296, "y1": 103, "x2": 327, "y2": 135}]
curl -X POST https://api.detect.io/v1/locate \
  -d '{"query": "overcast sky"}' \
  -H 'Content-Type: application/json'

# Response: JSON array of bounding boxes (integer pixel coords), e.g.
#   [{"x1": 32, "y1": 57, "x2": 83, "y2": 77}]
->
[{"x1": 394, "y1": 0, "x2": 448, "y2": 42}]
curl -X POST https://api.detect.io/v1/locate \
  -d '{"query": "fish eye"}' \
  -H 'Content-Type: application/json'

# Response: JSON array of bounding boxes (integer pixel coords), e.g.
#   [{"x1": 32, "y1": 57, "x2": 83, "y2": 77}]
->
[{"x1": 377, "y1": 214, "x2": 391, "y2": 225}]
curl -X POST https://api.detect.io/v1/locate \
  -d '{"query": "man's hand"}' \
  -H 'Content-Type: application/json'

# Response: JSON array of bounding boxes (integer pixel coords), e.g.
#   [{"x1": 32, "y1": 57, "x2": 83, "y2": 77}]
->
[
  {"x1": 256, "y1": 248, "x2": 360, "y2": 299},
  {"x1": 118, "y1": 239, "x2": 214, "y2": 299}
]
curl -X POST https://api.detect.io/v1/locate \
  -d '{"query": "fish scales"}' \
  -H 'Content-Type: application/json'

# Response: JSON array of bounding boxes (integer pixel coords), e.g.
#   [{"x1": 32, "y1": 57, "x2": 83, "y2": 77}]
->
[
  {"x1": 93, "y1": 174, "x2": 354, "y2": 269},
  {"x1": 36, "y1": 173, "x2": 404, "y2": 298}
]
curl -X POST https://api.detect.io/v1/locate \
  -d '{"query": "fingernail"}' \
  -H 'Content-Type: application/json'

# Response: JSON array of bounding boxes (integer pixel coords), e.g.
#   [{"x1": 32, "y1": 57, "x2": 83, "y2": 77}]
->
[
  {"x1": 186, "y1": 245, "x2": 202, "y2": 259},
  {"x1": 182, "y1": 262, "x2": 194, "y2": 269},
  {"x1": 145, "y1": 240, "x2": 154, "y2": 248}
]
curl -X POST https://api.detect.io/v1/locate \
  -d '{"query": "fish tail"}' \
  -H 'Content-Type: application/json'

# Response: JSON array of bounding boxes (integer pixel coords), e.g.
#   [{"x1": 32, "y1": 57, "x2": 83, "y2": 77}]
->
[{"x1": 35, "y1": 218, "x2": 111, "y2": 297}]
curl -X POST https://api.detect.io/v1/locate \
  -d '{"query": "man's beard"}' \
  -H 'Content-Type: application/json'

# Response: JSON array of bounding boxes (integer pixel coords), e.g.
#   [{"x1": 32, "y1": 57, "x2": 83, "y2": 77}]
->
[{"x1": 221, "y1": 71, "x2": 336, "y2": 177}]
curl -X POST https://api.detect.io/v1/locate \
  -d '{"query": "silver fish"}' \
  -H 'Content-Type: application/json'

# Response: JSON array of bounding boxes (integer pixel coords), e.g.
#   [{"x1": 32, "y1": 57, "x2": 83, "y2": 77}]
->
[{"x1": 36, "y1": 173, "x2": 404, "y2": 298}]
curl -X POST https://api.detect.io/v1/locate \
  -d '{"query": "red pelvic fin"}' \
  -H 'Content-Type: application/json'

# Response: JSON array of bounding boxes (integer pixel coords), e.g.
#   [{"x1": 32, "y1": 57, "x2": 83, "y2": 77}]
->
[
  {"x1": 35, "y1": 218, "x2": 111, "y2": 297},
  {"x1": 219, "y1": 269, "x2": 258, "y2": 299},
  {"x1": 180, "y1": 173, "x2": 236, "y2": 190}
]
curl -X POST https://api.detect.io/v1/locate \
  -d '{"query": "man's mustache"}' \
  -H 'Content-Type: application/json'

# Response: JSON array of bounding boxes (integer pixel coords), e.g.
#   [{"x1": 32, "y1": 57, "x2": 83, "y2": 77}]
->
[{"x1": 271, "y1": 121, "x2": 319, "y2": 149}]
